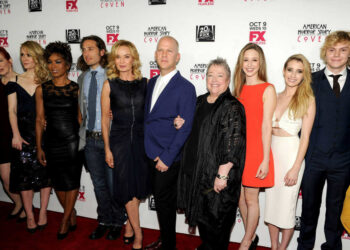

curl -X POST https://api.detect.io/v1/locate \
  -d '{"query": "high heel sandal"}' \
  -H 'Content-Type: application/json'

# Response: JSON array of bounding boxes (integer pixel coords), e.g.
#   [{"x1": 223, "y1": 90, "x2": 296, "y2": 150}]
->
[
  {"x1": 248, "y1": 235, "x2": 259, "y2": 250},
  {"x1": 123, "y1": 234, "x2": 135, "y2": 244}
]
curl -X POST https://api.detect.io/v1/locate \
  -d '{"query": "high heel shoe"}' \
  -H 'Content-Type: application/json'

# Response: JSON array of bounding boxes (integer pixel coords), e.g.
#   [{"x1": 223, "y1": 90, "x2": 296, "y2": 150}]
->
[
  {"x1": 69, "y1": 209, "x2": 77, "y2": 231},
  {"x1": 57, "y1": 231, "x2": 69, "y2": 240},
  {"x1": 27, "y1": 226, "x2": 38, "y2": 234},
  {"x1": 7, "y1": 206, "x2": 24, "y2": 220},
  {"x1": 248, "y1": 235, "x2": 259, "y2": 250},
  {"x1": 132, "y1": 231, "x2": 143, "y2": 250},
  {"x1": 123, "y1": 234, "x2": 135, "y2": 244},
  {"x1": 37, "y1": 223, "x2": 48, "y2": 231}
]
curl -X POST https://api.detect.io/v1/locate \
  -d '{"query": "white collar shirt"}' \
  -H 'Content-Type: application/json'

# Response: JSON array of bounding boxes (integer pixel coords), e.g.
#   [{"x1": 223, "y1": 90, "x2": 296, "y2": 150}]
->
[
  {"x1": 324, "y1": 67, "x2": 347, "y2": 91},
  {"x1": 150, "y1": 69, "x2": 178, "y2": 111}
]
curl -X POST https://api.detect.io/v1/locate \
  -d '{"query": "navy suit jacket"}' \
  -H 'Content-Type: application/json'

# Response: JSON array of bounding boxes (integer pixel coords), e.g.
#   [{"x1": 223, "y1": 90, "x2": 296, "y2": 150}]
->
[{"x1": 144, "y1": 71, "x2": 196, "y2": 167}]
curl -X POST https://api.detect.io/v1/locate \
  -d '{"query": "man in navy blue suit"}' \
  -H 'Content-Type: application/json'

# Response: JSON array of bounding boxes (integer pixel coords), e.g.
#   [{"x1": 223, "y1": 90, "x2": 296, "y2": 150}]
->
[
  {"x1": 298, "y1": 31, "x2": 350, "y2": 250},
  {"x1": 144, "y1": 36, "x2": 196, "y2": 250}
]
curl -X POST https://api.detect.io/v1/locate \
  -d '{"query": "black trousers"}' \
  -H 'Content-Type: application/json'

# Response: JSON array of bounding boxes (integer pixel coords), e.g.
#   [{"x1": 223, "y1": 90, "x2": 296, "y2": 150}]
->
[
  {"x1": 151, "y1": 159, "x2": 180, "y2": 250},
  {"x1": 197, "y1": 213, "x2": 236, "y2": 250},
  {"x1": 297, "y1": 150, "x2": 350, "y2": 250}
]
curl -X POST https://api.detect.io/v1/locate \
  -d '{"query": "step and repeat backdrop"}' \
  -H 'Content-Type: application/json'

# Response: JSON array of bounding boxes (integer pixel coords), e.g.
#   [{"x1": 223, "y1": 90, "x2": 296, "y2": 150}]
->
[{"x1": 1, "y1": 0, "x2": 350, "y2": 248}]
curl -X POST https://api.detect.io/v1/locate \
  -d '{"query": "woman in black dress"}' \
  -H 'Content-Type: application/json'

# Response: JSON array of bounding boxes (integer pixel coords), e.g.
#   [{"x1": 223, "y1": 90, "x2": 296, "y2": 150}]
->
[
  {"x1": 101, "y1": 40, "x2": 150, "y2": 250},
  {"x1": 7, "y1": 41, "x2": 51, "y2": 232},
  {"x1": 36, "y1": 42, "x2": 82, "y2": 239},
  {"x1": 0, "y1": 47, "x2": 25, "y2": 219},
  {"x1": 177, "y1": 58, "x2": 246, "y2": 250}
]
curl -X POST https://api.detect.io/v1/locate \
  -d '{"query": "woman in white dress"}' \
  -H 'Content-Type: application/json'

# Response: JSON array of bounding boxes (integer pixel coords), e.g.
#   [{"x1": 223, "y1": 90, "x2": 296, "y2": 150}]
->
[{"x1": 264, "y1": 54, "x2": 316, "y2": 250}]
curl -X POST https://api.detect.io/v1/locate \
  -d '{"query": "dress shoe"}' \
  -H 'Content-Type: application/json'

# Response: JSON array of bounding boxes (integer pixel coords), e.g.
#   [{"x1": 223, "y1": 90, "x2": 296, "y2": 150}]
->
[
  {"x1": 89, "y1": 224, "x2": 109, "y2": 240},
  {"x1": 145, "y1": 238, "x2": 162, "y2": 250},
  {"x1": 7, "y1": 206, "x2": 24, "y2": 220},
  {"x1": 124, "y1": 234, "x2": 135, "y2": 244},
  {"x1": 248, "y1": 235, "x2": 259, "y2": 250},
  {"x1": 27, "y1": 226, "x2": 37, "y2": 234},
  {"x1": 69, "y1": 224, "x2": 77, "y2": 232},
  {"x1": 16, "y1": 216, "x2": 27, "y2": 223},
  {"x1": 37, "y1": 223, "x2": 48, "y2": 231},
  {"x1": 106, "y1": 226, "x2": 122, "y2": 240}
]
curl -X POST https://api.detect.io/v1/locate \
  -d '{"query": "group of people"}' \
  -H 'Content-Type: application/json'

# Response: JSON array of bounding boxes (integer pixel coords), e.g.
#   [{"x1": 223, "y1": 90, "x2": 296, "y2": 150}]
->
[{"x1": 0, "y1": 30, "x2": 349, "y2": 250}]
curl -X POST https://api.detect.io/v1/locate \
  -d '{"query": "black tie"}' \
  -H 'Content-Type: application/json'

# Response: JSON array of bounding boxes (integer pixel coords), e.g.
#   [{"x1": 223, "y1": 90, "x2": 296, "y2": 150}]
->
[
  {"x1": 88, "y1": 71, "x2": 98, "y2": 131},
  {"x1": 330, "y1": 74, "x2": 341, "y2": 97}
]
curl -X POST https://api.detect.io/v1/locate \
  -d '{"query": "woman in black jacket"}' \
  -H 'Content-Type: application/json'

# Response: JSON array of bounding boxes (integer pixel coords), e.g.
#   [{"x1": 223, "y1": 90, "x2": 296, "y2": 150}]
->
[{"x1": 177, "y1": 58, "x2": 246, "y2": 250}]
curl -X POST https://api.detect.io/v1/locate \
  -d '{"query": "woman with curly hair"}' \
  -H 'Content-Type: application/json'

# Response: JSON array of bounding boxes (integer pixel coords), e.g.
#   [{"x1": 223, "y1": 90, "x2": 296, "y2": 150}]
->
[
  {"x1": 35, "y1": 41, "x2": 82, "y2": 239},
  {"x1": 101, "y1": 40, "x2": 150, "y2": 249},
  {"x1": 7, "y1": 41, "x2": 51, "y2": 233},
  {"x1": 264, "y1": 54, "x2": 315, "y2": 250}
]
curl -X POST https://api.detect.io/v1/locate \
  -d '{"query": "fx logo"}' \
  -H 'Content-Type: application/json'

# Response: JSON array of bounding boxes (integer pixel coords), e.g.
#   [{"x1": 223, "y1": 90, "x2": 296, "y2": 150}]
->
[
  {"x1": 107, "y1": 34, "x2": 119, "y2": 45},
  {"x1": 66, "y1": 0, "x2": 78, "y2": 11},
  {"x1": 150, "y1": 69, "x2": 160, "y2": 78},
  {"x1": 78, "y1": 190, "x2": 85, "y2": 201},
  {"x1": 198, "y1": 0, "x2": 213, "y2": 3},
  {"x1": 0, "y1": 37, "x2": 9, "y2": 47},
  {"x1": 249, "y1": 31, "x2": 266, "y2": 42}
]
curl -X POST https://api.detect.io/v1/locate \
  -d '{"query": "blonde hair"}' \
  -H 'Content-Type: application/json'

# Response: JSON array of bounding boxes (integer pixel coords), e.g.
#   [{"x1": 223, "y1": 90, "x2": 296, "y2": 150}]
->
[
  {"x1": 320, "y1": 31, "x2": 350, "y2": 65},
  {"x1": 284, "y1": 54, "x2": 314, "y2": 119},
  {"x1": 233, "y1": 43, "x2": 267, "y2": 97},
  {"x1": 20, "y1": 41, "x2": 50, "y2": 84},
  {"x1": 107, "y1": 40, "x2": 142, "y2": 80}
]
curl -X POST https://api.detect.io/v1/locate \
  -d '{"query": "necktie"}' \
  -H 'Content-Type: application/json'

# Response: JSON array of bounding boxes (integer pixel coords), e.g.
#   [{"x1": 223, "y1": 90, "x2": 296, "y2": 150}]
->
[
  {"x1": 87, "y1": 71, "x2": 98, "y2": 131},
  {"x1": 330, "y1": 74, "x2": 341, "y2": 97}
]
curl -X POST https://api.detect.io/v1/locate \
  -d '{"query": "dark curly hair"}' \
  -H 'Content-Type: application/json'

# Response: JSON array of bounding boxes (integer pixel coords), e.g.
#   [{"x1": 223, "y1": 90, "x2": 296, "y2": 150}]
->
[
  {"x1": 44, "y1": 41, "x2": 72, "y2": 71},
  {"x1": 77, "y1": 35, "x2": 108, "y2": 71}
]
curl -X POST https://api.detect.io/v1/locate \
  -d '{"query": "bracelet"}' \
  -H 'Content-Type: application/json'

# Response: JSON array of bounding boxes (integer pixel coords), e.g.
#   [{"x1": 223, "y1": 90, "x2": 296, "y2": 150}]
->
[{"x1": 216, "y1": 174, "x2": 229, "y2": 180}]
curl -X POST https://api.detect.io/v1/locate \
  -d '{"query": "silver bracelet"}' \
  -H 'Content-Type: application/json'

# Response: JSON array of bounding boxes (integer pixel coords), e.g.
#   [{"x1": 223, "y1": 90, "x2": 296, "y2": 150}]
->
[{"x1": 216, "y1": 174, "x2": 229, "y2": 180}]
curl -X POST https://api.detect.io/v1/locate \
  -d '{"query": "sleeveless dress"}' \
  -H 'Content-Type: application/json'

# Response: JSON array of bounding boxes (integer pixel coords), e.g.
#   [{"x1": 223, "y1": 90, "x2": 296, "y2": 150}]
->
[
  {"x1": 109, "y1": 77, "x2": 151, "y2": 205},
  {"x1": 239, "y1": 83, "x2": 274, "y2": 187},
  {"x1": 0, "y1": 79, "x2": 12, "y2": 164},
  {"x1": 42, "y1": 80, "x2": 82, "y2": 191},
  {"x1": 265, "y1": 108, "x2": 304, "y2": 228},
  {"x1": 6, "y1": 81, "x2": 51, "y2": 192}
]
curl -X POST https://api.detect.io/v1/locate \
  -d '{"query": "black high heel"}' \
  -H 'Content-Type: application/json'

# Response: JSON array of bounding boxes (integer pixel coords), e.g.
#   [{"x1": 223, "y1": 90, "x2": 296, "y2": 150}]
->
[
  {"x1": 37, "y1": 223, "x2": 48, "y2": 231},
  {"x1": 57, "y1": 231, "x2": 69, "y2": 240},
  {"x1": 27, "y1": 226, "x2": 38, "y2": 234},
  {"x1": 7, "y1": 206, "x2": 24, "y2": 220},
  {"x1": 249, "y1": 235, "x2": 259, "y2": 250},
  {"x1": 123, "y1": 234, "x2": 135, "y2": 244},
  {"x1": 132, "y1": 231, "x2": 143, "y2": 250},
  {"x1": 69, "y1": 209, "x2": 77, "y2": 231}
]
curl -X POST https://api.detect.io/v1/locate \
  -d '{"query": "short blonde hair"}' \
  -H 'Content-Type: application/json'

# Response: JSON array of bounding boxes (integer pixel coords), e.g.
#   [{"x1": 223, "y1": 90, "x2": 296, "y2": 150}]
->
[
  {"x1": 21, "y1": 41, "x2": 50, "y2": 84},
  {"x1": 320, "y1": 31, "x2": 350, "y2": 64},
  {"x1": 107, "y1": 40, "x2": 142, "y2": 80}
]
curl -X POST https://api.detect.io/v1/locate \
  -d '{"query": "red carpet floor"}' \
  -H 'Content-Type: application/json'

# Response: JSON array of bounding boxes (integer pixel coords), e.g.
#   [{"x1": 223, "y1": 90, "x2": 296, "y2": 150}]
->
[{"x1": 0, "y1": 201, "x2": 269, "y2": 250}]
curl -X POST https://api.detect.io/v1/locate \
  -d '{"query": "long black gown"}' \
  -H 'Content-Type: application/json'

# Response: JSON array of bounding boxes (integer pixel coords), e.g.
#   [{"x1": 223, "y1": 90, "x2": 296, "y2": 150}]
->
[
  {"x1": 108, "y1": 77, "x2": 151, "y2": 205},
  {"x1": 42, "y1": 80, "x2": 82, "y2": 191},
  {"x1": 6, "y1": 81, "x2": 51, "y2": 192}
]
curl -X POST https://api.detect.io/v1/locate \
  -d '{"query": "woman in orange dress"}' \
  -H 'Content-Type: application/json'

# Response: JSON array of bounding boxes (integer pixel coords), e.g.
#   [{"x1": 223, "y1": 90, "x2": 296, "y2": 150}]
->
[{"x1": 234, "y1": 43, "x2": 276, "y2": 250}]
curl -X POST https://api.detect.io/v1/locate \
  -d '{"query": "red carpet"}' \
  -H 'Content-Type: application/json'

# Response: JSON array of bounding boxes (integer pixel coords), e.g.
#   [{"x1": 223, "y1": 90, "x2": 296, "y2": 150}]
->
[{"x1": 0, "y1": 201, "x2": 269, "y2": 250}]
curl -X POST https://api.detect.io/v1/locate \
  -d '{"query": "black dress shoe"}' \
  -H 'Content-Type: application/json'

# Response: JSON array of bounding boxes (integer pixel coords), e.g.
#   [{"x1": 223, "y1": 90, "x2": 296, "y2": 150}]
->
[
  {"x1": 106, "y1": 226, "x2": 122, "y2": 240},
  {"x1": 37, "y1": 223, "x2": 48, "y2": 231},
  {"x1": 17, "y1": 216, "x2": 27, "y2": 223},
  {"x1": 7, "y1": 206, "x2": 24, "y2": 220},
  {"x1": 89, "y1": 224, "x2": 109, "y2": 240},
  {"x1": 27, "y1": 226, "x2": 37, "y2": 234},
  {"x1": 145, "y1": 238, "x2": 162, "y2": 250},
  {"x1": 124, "y1": 234, "x2": 135, "y2": 244},
  {"x1": 69, "y1": 224, "x2": 77, "y2": 232},
  {"x1": 249, "y1": 235, "x2": 259, "y2": 250}
]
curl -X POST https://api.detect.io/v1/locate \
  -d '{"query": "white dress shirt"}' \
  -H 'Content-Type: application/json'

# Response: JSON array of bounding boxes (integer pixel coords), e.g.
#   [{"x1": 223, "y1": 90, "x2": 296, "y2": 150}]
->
[
  {"x1": 150, "y1": 69, "x2": 178, "y2": 111},
  {"x1": 324, "y1": 67, "x2": 347, "y2": 91}
]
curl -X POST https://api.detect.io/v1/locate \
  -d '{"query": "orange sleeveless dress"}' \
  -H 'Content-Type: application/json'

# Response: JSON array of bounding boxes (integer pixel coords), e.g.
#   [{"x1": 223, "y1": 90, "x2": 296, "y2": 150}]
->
[{"x1": 239, "y1": 83, "x2": 274, "y2": 187}]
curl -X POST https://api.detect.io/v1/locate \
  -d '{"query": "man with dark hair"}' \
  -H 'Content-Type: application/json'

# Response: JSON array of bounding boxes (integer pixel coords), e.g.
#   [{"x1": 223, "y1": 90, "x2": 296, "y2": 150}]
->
[
  {"x1": 298, "y1": 31, "x2": 350, "y2": 250},
  {"x1": 77, "y1": 35, "x2": 126, "y2": 240}
]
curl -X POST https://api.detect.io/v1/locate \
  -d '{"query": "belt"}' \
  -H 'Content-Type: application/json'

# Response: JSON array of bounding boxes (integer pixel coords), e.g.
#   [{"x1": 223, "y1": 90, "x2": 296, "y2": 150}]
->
[{"x1": 86, "y1": 131, "x2": 102, "y2": 139}]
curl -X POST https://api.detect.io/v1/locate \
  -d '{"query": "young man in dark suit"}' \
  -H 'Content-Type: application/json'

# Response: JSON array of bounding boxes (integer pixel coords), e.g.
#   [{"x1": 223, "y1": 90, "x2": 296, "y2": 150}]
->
[
  {"x1": 298, "y1": 31, "x2": 350, "y2": 250},
  {"x1": 144, "y1": 36, "x2": 197, "y2": 250}
]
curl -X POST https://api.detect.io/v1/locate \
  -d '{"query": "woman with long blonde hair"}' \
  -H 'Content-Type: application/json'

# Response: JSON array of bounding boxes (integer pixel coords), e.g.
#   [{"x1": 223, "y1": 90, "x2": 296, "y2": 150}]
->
[
  {"x1": 7, "y1": 41, "x2": 51, "y2": 233},
  {"x1": 234, "y1": 43, "x2": 276, "y2": 250},
  {"x1": 264, "y1": 54, "x2": 315, "y2": 250},
  {"x1": 101, "y1": 40, "x2": 150, "y2": 249}
]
